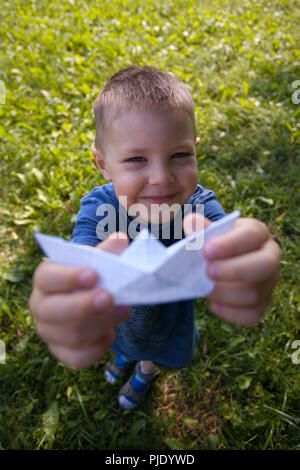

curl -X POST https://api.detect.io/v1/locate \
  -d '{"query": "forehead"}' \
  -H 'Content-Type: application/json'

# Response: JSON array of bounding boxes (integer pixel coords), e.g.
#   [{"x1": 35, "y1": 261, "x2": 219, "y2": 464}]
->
[{"x1": 108, "y1": 107, "x2": 195, "y2": 150}]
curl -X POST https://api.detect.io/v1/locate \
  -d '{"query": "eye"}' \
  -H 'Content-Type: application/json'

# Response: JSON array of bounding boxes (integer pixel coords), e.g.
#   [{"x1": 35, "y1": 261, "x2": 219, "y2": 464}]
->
[
  {"x1": 172, "y1": 153, "x2": 190, "y2": 159},
  {"x1": 125, "y1": 156, "x2": 146, "y2": 163}
]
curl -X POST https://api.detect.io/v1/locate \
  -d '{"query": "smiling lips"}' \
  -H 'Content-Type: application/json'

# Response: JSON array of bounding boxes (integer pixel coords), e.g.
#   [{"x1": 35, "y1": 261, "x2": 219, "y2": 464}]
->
[{"x1": 140, "y1": 193, "x2": 178, "y2": 203}]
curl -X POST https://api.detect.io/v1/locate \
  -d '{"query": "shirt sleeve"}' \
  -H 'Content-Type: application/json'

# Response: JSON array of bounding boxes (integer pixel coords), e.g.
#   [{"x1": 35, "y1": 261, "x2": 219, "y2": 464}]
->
[
  {"x1": 204, "y1": 196, "x2": 226, "y2": 222},
  {"x1": 193, "y1": 186, "x2": 226, "y2": 222},
  {"x1": 70, "y1": 195, "x2": 104, "y2": 247}
]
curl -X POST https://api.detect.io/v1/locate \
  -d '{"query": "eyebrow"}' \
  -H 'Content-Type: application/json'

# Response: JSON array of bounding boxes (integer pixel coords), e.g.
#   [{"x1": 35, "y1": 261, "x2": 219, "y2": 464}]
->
[
  {"x1": 121, "y1": 142, "x2": 195, "y2": 154},
  {"x1": 121, "y1": 147, "x2": 151, "y2": 153}
]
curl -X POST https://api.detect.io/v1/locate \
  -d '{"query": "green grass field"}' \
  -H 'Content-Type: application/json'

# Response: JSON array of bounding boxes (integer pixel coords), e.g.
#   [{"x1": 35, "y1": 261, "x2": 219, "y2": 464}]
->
[{"x1": 0, "y1": 0, "x2": 299, "y2": 450}]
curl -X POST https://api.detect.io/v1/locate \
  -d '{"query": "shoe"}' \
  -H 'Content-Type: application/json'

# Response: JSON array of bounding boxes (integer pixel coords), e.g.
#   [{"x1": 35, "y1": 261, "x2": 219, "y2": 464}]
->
[
  {"x1": 104, "y1": 357, "x2": 134, "y2": 384},
  {"x1": 118, "y1": 361, "x2": 159, "y2": 409}
]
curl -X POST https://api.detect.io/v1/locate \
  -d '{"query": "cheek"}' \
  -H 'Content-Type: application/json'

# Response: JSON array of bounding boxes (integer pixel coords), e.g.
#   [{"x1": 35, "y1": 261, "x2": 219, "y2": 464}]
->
[
  {"x1": 114, "y1": 173, "x2": 144, "y2": 197},
  {"x1": 178, "y1": 164, "x2": 198, "y2": 185}
]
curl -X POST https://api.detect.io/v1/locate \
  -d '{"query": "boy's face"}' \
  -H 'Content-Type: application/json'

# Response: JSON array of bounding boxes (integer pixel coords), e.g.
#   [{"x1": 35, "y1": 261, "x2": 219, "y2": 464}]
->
[{"x1": 93, "y1": 107, "x2": 199, "y2": 224}]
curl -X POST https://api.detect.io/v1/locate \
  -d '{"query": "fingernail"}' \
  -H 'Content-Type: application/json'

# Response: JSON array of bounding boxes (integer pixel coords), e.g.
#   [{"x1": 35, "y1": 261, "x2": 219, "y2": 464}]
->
[
  {"x1": 79, "y1": 270, "x2": 96, "y2": 287},
  {"x1": 207, "y1": 263, "x2": 221, "y2": 279},
  {"x1": 93, "y1": 292, "x2": 110, "y2": 310},
  {"x1": 204, "y1": 244, "x2": 221, "y2": 258}
]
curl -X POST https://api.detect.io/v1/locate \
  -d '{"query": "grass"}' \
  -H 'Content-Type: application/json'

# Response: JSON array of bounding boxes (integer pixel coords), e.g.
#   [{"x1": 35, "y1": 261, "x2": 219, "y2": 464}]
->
[{"x1": 0, "y1": 0, "x2": 300, "y2": 450}]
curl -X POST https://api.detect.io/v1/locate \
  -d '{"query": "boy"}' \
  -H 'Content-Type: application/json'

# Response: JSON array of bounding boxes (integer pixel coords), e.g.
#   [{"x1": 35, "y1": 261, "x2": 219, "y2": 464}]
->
[{"x1": 29, "y1": 66, "x2": 281, "y2": 410}]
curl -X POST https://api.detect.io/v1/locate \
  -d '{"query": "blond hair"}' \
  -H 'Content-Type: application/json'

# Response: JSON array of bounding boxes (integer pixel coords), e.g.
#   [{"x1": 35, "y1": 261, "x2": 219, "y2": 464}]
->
[{"x1": 93, "y1": 65, "x2": 196, "y2": 155}]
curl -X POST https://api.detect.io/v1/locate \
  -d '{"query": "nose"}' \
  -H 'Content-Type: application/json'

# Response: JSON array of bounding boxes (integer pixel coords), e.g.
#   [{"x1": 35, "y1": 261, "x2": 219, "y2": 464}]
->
[{"x1": 148, "y1": 162, "x2": 175, "y2": 185}]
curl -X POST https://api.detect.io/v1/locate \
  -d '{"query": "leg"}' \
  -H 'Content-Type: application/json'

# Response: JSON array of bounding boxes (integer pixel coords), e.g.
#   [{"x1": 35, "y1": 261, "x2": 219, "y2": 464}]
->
[{"x1": 141, "y1": 360, "x2": 156, "y2": 373}]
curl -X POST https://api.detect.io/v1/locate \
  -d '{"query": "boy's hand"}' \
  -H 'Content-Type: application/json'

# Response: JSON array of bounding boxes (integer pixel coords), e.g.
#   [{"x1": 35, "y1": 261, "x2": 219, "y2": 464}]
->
[
  {"x1": 183, "y1": 214, "x2": 281, "y2": 326},
  {"x1": 28, "y1": 233, "x2": 131, "y2": 369}
]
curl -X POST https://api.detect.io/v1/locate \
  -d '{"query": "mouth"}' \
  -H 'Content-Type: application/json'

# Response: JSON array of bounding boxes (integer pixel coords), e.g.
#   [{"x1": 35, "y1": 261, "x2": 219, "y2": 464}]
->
[{"x1": 139, "y1": 193, "x2": 179, "y2": 204}]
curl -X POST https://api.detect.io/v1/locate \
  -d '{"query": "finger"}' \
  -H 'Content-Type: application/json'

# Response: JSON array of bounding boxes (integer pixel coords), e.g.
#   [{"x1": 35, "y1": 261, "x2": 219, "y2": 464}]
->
[
  {"x1": 36, "y1": 304, "x2": 131, "y2": 347},
  {"x1": 210, "y1": 297, "x2": 271, "y2": 327},
  {"x1": 35, "y1": 287, "x2": 129, "y2": 325},
  {"x1": 204, "y1": 275, "x2": 278, "y2": 308},
  {"x1": 183, "y1": 213, "x2": 212, "y2": 236},
  {"x1": 203, "y1": 218, "x2": 270, "y2": 260},
  {"x1": 95, "y1": 231, "x2": 130, "y2": 254},
  {"x1": 33, "y1": 259, "x2": 99, "y2": 295},
  {"x1": 34, "y1": 232, "x2": 130, "y2": 295},
  {"x1": 48, "y1": 331, "x2": 116, "y2": 370},
  {"x1": 206, "y1": 238, "x2": 281, "y2": 282}
]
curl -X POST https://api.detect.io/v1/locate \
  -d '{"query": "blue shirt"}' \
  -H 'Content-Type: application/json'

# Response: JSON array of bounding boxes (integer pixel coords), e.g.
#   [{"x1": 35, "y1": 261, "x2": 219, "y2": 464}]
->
[{"x1": 70, "y1": 183, "x2": 226, "y2": 367}]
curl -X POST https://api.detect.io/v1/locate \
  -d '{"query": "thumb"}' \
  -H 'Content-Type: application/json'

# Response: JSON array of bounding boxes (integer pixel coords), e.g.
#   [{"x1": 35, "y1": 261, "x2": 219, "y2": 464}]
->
[
  {"x1": 95, "y1": 231, "x2": 130, "y2": 255},
  {"x1": 183, "y1": 212, "x2": 212, "y2": 237}
]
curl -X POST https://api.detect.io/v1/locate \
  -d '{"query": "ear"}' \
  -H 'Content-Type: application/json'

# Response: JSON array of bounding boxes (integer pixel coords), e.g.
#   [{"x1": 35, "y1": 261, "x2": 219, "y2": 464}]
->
[
  {"x1": 91, "y1": 147, "x2": 112, "y2": 181},
  {"x1": 195, "y1": 137, "x2": 200, "y2": 146}
]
